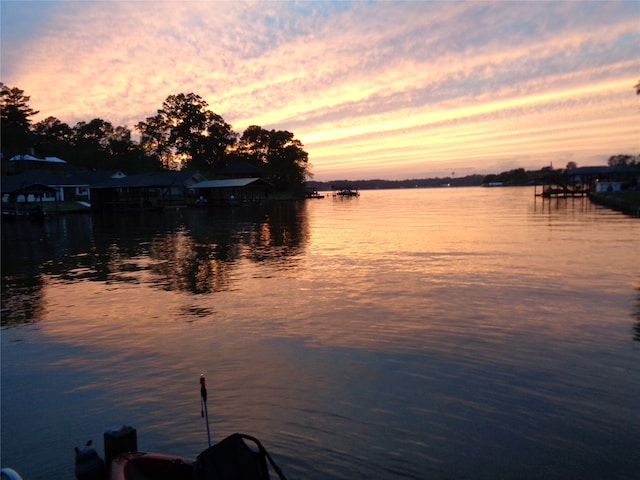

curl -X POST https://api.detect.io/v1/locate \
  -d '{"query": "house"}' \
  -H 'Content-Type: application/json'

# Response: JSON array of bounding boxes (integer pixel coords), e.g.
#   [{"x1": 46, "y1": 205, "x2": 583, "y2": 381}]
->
[
  {"x1": 89, "y1": 170, "x2": 206, "y2": 211},
  {"x1": 1, "y1": 170, "x2": 126, "y2": 204},
  {"x1": 2, "y1": 172, "x2": 62, "y2": 204},
  {"x1": 2, "y1": 176, "x2": 58, "y2": 204},
  {"x1": 53, "y1": 171, "x2": 127, "y2": 202},
  {"x1": 565, "y1": 165, "x2": 640, "y2": 192}
]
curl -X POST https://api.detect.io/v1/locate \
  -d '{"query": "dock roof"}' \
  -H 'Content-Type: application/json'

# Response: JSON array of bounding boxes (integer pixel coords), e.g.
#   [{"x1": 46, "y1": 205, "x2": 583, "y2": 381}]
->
[
  {"x1": 565, "y1": 165, "x2": 640, "y2": 175},
  {"x1": 191, "y1": 178, "x2": 270, "y2": 189}
]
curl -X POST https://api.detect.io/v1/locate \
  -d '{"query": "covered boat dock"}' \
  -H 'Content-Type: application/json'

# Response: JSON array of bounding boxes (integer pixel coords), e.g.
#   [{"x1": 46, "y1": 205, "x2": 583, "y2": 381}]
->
[{"x1": 190, "y1": 178, "x2": 274, "y2": 205}]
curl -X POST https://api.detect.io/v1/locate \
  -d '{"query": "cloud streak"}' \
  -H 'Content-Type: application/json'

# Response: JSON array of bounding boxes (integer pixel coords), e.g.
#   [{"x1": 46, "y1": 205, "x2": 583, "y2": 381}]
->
[{"x1": 2, "y1": 1, "x2": 638, "y2": 180}]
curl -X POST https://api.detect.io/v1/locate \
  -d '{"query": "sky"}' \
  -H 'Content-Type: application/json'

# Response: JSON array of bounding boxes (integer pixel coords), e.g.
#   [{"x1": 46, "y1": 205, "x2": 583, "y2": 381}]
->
[{"x1": 1, "y1": 1, "x2": 638, "y2": 181}]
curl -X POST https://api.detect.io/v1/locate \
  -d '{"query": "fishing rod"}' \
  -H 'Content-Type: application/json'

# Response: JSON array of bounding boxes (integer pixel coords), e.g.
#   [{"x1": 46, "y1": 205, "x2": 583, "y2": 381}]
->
[{"x1": 200, "y1": 374, "x2": 212, "y2": 447}]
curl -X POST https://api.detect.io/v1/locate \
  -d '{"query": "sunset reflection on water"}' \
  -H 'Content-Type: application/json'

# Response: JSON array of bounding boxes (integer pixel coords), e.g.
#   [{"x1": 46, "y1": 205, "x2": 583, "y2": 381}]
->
[{"x1": 2, "y1": 188, "x2": 639, "y2": 480}]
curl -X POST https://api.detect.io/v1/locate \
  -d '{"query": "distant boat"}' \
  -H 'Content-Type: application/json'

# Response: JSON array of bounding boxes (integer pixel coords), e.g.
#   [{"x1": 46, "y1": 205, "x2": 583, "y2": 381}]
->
[
  {"x1": 336, "y1": 188, "x2": 359, "y2": 197},
  {"x1": 304, "y1": 188, "x2": 324, "y2": 199}
]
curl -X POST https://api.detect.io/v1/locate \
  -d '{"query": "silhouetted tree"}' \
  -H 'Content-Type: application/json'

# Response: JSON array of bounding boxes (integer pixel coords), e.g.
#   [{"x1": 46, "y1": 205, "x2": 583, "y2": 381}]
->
[
  {"x1": 235, "y1": 126, "x2": 310, "y2": 190},
  {"x1": 0, "y1": 83, "x2": 39, "y2": 158},
  {"x1": 32, "y1": 116, "x2": 74, "y2": 158},
  {"x1": 136, "y1": 93, "x2": 236, "y2": 171},
  {"x1": 482, "y1": 168, "x2": 530, "y2": 185},
  {"x1": 608, "y1": 154, "x2": 637, "y2": 167},
  {"x1": 33, "y1": 116, "x2": 73, "y2": 144},
  {"x1": 69, "y1": 118, "x2": 116, "y2": 169}
]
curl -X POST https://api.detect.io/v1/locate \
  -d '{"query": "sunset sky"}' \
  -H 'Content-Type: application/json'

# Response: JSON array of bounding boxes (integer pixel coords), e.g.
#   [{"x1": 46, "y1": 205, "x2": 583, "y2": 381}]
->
[{"x1": 1, "y1": 1, "x2": 638, "y2": 181}]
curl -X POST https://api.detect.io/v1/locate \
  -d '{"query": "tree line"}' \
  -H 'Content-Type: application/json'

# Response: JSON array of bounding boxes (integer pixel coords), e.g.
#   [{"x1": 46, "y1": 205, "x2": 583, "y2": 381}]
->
[
  {"x1": 309, "y1": 158, "x2": 640, "y2": 191},
  {"x1": 0, "y1": 84, "x2": 311, "y2": 191},
  {"x1": 3, "y1": 81, "x2": 637, "y2": 190}
]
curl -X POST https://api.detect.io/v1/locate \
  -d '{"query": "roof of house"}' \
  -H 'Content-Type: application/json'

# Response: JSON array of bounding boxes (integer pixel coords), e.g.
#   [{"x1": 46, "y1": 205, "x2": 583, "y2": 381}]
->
[
  {"x1": 2, "y1": 172, "x2": 65, "y2": 193},
  {"x1": 9, "y1": 154, "x2": 67, "y2": 163},
  {"x1": 565, "y1": 165, "x2": 640, "y2": 175},
  {"x1": 61, "y1": 170, "x2": 127, "y2": 185},
  {"x1": 90, "y1": 170, "x2": 203, "y2": 188},
  {"x1": 191, "y1": 178, "x2": 269, "y2": 189},
  {"x1": 1, "y1": 171, "x2": 125, "y2": 191},
  {"x1": 1, "y1": 174, "x2": 58, "y2": 195}
]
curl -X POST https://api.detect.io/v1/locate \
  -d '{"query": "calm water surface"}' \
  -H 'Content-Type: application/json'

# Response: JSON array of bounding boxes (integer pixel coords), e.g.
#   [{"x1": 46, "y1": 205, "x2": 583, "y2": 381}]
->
[{"x1": 2, "y1": 187, "x2": 639, "y2": 479}]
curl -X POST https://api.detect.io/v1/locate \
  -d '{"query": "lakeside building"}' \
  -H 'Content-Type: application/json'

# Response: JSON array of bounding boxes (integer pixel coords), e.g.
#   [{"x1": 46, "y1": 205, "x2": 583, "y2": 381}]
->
[
  {"x1": 1, "y1": 170, "x2": 126, "y2": 204},
  {"x1": 1, "y1": 155, "x2": 276, "y2": 212},
  {"x1": 89, "y1": 170, "x2": 206, "y2": 212},
  {"x1": 535, "y1": 165, "x2": 640, "y2": 198},
  {"x1": 190, "y1": 178, "x2": 274, "y2": 205},
  {"x1": 565, "y1": 165, "x2": 640, "y2": 193}
]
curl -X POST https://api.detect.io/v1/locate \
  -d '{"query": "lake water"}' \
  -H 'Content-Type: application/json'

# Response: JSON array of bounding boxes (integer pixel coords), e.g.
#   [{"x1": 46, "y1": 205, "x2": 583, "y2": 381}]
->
[{"x1": 2, "y1": 187, "x2": 639, "y2": 480}]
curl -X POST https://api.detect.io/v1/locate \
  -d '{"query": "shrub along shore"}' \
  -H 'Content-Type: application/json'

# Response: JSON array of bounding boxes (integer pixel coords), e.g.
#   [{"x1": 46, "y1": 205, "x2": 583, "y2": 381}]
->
[{"x1": 589, "y1": 192, "x2": 640, "y2": 217}]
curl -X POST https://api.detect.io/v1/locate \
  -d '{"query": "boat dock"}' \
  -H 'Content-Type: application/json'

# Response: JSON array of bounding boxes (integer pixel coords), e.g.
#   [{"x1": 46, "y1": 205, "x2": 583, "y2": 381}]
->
[
  {"x1": 534, "y1": 185, "x2": 589, "y2": 198},
  {"x1": 330, "y1": 187, "x2": 360, "y2": 197},
  {"x1": 534, "y1": 173, "x2": 589, "y2": 198}
]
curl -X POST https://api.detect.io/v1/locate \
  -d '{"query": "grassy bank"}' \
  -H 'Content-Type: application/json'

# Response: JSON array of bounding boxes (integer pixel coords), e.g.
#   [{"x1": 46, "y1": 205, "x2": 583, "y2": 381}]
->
[
  {"x1": 45, "y1": 201, "x2": 92, "y2": 214},
  {"x1": 589, "y1": 192, "x2": 640, "y2": 217}
]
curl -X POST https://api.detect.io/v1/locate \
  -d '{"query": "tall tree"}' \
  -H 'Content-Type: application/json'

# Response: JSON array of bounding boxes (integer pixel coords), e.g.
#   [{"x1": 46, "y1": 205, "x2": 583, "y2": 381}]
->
[
  {"x1": 236, "y1": 125, "x2": 271, "y2": 166},
  {"x1": 67, "y1": 118, "x2": 146, "y2": 170},
  {"x1": 137, "y1": 114, "x2": 174, "y2": 169},
  {"x1": 0, "y1": 83, "x2": 39, "y2": 157},
  {"x1": 608, "y1": 154, "x2": 637, "y2": 167},
  {"x1": 136, "y1": 93, "x2": 236, "y2": 171},
  {"x1": 236, "y1": 126, "x2": 311, "y2": 190},
  {"x1": 69, "y1": 118, "x2": 113, "y2": 168},
  {"x1": 33, "y1": 116, "x2": 73, "y2": 144},
  {"x1": 32, "y1": 116, "x2": 74, "y2": 158}
]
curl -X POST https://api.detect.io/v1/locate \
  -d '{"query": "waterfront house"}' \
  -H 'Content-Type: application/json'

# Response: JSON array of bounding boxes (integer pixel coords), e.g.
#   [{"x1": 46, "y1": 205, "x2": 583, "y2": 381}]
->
[
  {"x1": 53, "y1": 170, "x2": 128, "y2": 202},
  {"x1": 1, "y1": 173, "x2": 58, "y2": 206},
  {"x1": 2, "y1": 172, "x2": 61, "y2": 204},
  {"x1": 89, "y1": 170, "x2": 206, "y2": 211},
  {"x1": 565, "y1": 165, "x2": 640, "y2": 192},
  {"x1": 1, "y1": 170, "x2": 127, "y2": 204}
]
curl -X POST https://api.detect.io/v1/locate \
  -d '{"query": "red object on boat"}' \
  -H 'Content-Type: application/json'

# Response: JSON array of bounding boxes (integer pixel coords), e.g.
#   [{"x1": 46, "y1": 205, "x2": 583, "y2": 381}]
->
[{"x1": 109, "y1": 452, "x2": 194, "y2": 480}]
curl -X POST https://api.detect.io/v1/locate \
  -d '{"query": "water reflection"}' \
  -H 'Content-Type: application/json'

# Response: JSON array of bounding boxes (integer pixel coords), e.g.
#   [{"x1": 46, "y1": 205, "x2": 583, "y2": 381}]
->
[
  {"x1": 1, "y1": 202, "x2": 309, "y2": 325},
  {"x1": 0, "y1": 274, "x2": 45, "y2": 326},
  {"x1": 3, "y1": 188, "x2": 640, "y2": 480},
  {"x1": 634, "y1": 287, "x2": 640, "y2": 342},
  {"x1": 532, "y1": 195, "x2": 594, "y2": 214}
]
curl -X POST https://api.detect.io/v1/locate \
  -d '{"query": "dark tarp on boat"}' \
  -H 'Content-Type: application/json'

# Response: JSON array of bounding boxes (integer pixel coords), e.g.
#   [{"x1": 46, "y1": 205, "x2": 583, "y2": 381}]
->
[{"x1": 193, "y1": 433, "x2": 286, "y2": 480}]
